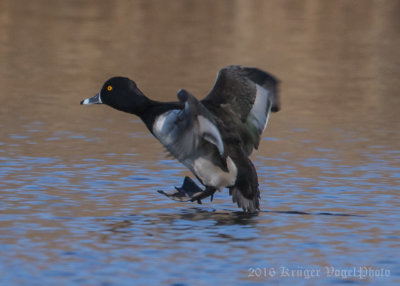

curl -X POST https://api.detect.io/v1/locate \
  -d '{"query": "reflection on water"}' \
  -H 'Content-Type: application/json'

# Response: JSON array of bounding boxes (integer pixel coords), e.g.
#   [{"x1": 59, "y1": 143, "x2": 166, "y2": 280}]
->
[{"x1": 1, "y1": 0, "x2": 399, "y2": 285}]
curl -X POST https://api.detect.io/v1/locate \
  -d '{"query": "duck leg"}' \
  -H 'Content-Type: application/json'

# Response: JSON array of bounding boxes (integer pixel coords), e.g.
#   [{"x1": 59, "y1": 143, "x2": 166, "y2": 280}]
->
[
  {"x1": 190, "y1": 186, "x2": 217, "y2": 204},
  {"x1": 158, "y1": 176, "x2": 217, "y2": 204}
]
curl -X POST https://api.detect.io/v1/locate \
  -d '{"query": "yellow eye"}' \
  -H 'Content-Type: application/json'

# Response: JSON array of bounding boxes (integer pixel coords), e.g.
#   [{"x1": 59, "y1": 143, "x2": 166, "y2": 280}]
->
[{"x1": 107, "y1": 85, "x2": 113, "y2": 91}]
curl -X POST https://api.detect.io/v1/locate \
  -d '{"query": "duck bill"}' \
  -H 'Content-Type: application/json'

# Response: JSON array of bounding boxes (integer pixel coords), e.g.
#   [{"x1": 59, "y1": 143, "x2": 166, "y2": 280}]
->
[{"x1": 80, "y1": 92, "x2": 102, "y2": 105}]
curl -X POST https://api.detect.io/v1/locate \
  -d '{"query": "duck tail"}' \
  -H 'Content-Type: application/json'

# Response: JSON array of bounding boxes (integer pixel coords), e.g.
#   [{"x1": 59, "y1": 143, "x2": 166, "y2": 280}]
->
[
  {"x1": 229, "y1": 158, "x2": 260, "y2": 213},
  {"x1": 230, "y1": 186, "x2": 260, "y2": 213}
]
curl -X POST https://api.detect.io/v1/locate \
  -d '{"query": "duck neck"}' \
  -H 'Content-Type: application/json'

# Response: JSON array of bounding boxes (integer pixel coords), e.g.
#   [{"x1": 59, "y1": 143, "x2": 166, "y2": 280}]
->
[
  {"x1": 109, "y1": 87, "x2": 151, "y2": 117},
  {"x1": 138, "y1": 100, "x2": 183, "y2": 133}
]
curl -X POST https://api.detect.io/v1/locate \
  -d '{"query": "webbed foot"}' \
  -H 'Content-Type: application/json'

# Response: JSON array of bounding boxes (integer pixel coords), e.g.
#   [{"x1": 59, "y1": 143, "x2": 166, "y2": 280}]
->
[{"x1": 158, "y1": 176, "x2": 217, "y2": 204}]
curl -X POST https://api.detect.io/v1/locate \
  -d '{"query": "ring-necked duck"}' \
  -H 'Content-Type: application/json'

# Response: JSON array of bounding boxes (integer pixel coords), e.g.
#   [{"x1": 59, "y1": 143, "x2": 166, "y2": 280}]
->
[{"x1": 81, "y1": 65, "x2": 280, "y2": 213}]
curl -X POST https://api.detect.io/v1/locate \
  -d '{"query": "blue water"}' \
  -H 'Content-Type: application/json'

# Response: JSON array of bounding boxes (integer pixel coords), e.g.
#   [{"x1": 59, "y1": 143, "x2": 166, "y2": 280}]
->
[{"x1": 1, "y1": 122, "x2": 399, "y2": 285}]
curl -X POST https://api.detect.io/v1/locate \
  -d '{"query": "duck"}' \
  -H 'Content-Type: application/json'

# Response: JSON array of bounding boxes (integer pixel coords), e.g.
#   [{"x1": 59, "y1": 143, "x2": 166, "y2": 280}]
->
[{"x1": 81, "y1": 65, "x2": 280, "y2": 213}]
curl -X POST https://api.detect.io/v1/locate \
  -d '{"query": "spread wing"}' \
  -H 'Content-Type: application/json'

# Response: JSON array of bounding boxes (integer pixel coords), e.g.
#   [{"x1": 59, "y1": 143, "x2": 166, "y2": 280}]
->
[
  {"x1": 152, "y1": 89, "x2": 224, "y2": 166},
  {"x1": 201, "y1": 65, "x2": 280, "y2": 155}
]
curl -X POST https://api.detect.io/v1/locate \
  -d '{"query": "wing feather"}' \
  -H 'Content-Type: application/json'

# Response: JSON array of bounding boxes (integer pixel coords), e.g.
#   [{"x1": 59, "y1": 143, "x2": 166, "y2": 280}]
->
[
  {"x1": 152, "y1": 90, "x2": 224, "y2": 165},
  {"x1": 201, "y1": 65, "x2": 280, "y2": 154}
]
